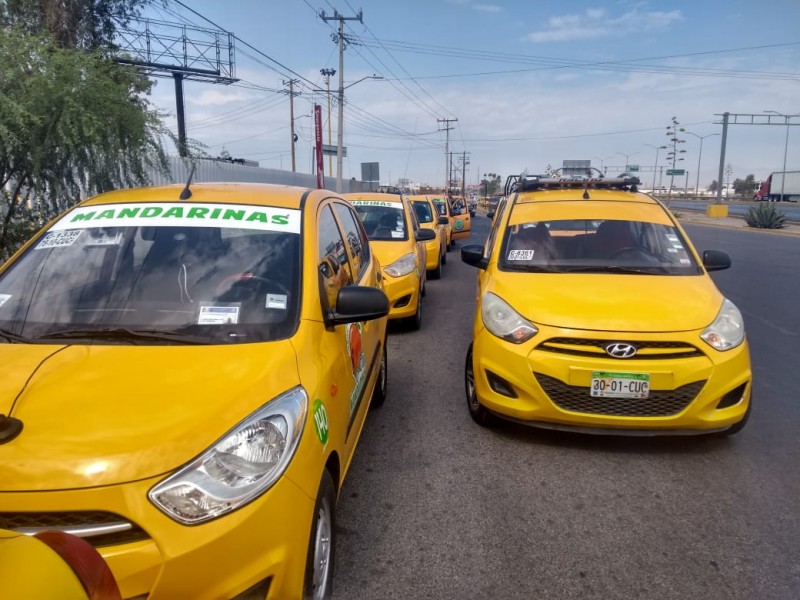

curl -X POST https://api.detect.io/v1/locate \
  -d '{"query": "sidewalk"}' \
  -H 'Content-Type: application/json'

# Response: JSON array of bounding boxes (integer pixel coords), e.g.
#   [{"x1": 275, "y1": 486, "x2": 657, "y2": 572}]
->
[{"x1": 675, "y1": 208, "x2": 800, "y2": 237}]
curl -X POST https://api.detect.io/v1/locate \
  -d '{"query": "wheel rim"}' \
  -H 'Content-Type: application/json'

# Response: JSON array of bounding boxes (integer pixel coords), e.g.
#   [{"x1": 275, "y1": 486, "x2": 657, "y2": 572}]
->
[
  {"x1": 311, "y1": 497, "x2": 332, "y2": 600},
  {"x1": 466, "y1": 351, "x2": 479, "y2": 411}
]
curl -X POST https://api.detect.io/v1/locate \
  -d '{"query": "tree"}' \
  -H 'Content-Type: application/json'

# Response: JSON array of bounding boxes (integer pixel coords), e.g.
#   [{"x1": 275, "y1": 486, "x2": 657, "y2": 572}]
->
[
  {"x1": 1, "y1": 0, "x2": 151, "y2": 50},
  {"x1": 0, "y1": 26, "x2": 171, "y2": 259},
  {"x1": 733, "y1": 174, "x2": 758, "y2": 197},
  {"x1": 709, "y1": 180, "x2": 718, "y2": 193},
  {"x1": 481, "y1": 172, "x2": 502, "y2": 197}
]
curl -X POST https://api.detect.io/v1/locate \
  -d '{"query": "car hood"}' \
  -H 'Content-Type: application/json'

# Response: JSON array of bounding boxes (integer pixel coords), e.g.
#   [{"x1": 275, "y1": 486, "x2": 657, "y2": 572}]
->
[
  {"x1": 371, "y1": 240, "x2": 416, "y2": 267},
  {"x1": 0, "y1": 341, "x2": 299, "y2": 491},
  {"x1": 489, "y1": 273, "x2": 724, "y2": 332}
]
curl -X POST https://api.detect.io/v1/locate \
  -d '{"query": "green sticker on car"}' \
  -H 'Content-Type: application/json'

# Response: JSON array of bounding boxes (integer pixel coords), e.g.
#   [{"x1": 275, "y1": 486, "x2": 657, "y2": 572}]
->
[
  {"x1": 454, "y1": 219, "x2": 465, "y2": 231},
  {"x1": 312, "y1": 399, "x2": 329, "y2": 444}
]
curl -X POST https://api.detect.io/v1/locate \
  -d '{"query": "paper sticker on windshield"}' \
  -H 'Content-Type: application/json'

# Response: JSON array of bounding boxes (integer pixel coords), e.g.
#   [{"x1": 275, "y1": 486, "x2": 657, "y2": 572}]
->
[
  {"x1": 197, "y1": 304, "x2": 240, "y2": 325},
  {"x1": 36, "y1": 230, "x2": 82, "y2": 249},
  {"x1": 85, "y1": 230, "x2": 124, "y2": 246},
  {"x1": 508, "y1": 249, "x2": 535, "y2": 260},
  {"x1": 0, "y1": 294, "x2": 11, "y2": 308},
  {"x1": 49, "y1": 203, "x2": 301, "y2": 234},
  {"x1": 390, "y1": 231, "x2": 404, "y2": 238},
  {"x1": 266, "y1": 294, "x2": 287, "y2": 310}
]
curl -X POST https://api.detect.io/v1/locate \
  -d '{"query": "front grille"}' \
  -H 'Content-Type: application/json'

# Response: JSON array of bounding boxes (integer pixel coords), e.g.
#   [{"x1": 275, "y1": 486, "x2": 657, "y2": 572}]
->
[
  {"x1": 535, "y1": 373, "x2": 706, "y2": 417},
  {"x1": 0, "y1": 511, "x2": 150, "y2": 548},
  {"x1": 538, "y1": 337, "x2": 703, "y2": 360}
]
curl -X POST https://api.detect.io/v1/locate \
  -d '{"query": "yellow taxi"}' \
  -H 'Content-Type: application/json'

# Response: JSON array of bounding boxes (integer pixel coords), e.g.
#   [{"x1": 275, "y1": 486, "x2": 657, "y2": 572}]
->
[
  {"x1": 409, "y1": 194, "x2": 450, "y2": 279},
  {"x1": 461, "y1": 175, "x2": 751, "y2": 435},
  {"x1": 432, "y1": 195, "x2": 471, "y2": 245},
  {"x1": 0, "y1": 183, "x2": 389, "y2": 599},
  {"x1": 345, "y1": 192, "x2": 435, "y2": 330}
]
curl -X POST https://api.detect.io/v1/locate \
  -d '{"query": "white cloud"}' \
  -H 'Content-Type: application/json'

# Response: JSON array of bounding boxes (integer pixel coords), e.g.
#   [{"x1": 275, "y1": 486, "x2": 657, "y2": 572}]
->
[
  {"x1": 474, "y1": 4, "x2": 502, "y2": 13},
  {"x1": 528, "y1": 8, "x2": 682, "y2": 43}
]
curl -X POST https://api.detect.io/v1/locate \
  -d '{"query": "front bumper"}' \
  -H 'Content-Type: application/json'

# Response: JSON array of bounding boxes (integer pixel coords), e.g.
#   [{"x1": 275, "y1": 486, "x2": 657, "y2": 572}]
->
[
  {"x1": 382, "y1": 270, "x2": 421, "y2": 320},
  {"x1": 471, "y1": 325, "x2": 751, "y2": 433},
  {"x1": 0, "y1": 473, "x2": 315, "y2": 599}
]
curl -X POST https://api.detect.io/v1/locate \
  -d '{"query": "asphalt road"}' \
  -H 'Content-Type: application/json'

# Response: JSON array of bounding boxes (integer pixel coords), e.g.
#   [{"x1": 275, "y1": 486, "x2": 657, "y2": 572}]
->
[{"x1": 331, "y1": 214, "x2": 800, "y2": 600}]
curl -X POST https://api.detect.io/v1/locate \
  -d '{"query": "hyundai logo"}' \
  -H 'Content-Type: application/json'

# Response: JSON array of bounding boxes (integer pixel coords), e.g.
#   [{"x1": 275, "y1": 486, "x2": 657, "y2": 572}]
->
[{"x1": 605, "y1": 343, "x2": 637, "y2": 358}]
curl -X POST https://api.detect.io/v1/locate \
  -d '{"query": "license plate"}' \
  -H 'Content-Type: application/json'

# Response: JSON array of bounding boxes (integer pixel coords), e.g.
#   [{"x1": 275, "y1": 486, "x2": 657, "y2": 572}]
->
[{"x1": 590, "y1": 371, "x2": 650, "y2": 398}]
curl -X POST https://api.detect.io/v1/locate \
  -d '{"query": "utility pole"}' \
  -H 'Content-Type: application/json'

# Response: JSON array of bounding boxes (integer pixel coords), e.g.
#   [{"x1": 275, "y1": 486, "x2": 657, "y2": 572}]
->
[
  {"x1": 321, "y1": 9, "x2": 363, "y2": 193},
  {"x1": 320, "y1": 68, "x2": 336, "y2": 177},
  {"x1": 283, "y1": 79, "x2": 300, "y2": 172},
  {"x1": 437, "y1": 118, "x2": 457, "y2": 192},
  {"x1": 461, "y1": 151, "x2": 470, "y2": 198}
]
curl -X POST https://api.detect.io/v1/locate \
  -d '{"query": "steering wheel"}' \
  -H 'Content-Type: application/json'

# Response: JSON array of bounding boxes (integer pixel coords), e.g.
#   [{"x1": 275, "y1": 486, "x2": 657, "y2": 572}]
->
[
  {"x1": 215, "y1": 272, "x2": 288, "y2": 296},
  {"x1": 609, "y1": 247, "x2": 659, "y2": 261}
]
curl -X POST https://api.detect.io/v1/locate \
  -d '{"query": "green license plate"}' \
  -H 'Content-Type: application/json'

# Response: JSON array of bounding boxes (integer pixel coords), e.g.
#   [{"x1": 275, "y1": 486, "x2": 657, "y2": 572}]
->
[{"x1": 590, "y1": 371, "x2": 650, "y2": 399}]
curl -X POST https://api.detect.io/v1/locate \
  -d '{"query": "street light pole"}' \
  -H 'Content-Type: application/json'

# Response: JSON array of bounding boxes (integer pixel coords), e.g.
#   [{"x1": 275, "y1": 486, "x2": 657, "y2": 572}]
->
[
  {"x1": 765, "y1": 110, "x2": 800, "y2": 201},
  {"x1": 685, "y1": 132, "x2": 720, "y2": 197},
  {"x1": 616, "y1": 151, "x2": 639, "y2": 171},
  {"x1": 320, "y1": 68, "x2": 336, "y2": 177},
  {"x1": 644, "y1": 144, "x2": 667, "y2": 192}
]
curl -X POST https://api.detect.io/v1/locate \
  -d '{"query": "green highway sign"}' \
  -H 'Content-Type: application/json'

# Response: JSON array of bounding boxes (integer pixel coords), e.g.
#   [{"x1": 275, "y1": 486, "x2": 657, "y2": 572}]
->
[
  {"x1": 627, "y1": 165, "x2": 639, "y2": 172},
  {"x1": 666, "y1": 169, "x2": 685, "y2": 176}
]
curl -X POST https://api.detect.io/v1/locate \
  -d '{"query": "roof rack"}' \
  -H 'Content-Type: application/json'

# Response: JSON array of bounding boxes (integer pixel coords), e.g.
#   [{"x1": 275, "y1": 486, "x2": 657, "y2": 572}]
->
[{"x1": 505, "y1": 169, "x2": 640, "y2": 195}]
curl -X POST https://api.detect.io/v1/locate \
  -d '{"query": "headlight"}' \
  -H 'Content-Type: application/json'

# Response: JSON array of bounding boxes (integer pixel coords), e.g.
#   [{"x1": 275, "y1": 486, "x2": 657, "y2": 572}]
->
[
  {"x1": 481, "y1": 292, "x2": 538, "y2": 344},
  {"x1": 149, "y1": 387, "x2": 307, "y2": 524},
  {"x1": 700, "y1": 298, "x2": 745, "y2": 351},
  {"x1": 384, "y1": 253, "x2": 416, "y2": 277}
]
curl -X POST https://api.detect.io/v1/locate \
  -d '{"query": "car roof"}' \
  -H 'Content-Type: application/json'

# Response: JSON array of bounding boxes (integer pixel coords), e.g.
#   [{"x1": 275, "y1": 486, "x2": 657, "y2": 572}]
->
[{"x1": 80, "y1": 182, "x2": 321, "y2": 210}]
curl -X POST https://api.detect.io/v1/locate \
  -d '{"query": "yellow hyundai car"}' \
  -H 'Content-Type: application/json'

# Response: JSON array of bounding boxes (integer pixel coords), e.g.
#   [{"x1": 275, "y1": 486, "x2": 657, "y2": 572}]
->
[
  {"x1": 0, "y1": 183, "x2": 389, "y2": 599},
  {"x1": 432, "y1": 196, "x2": 471, "y2": 246},
  {"x1": 461, "y1": 175, "x2": 751, "y2": 435},
  {"x1": 409, "y1": 195, "x2": 449, "y2": 279},
  {"x1": 346, "y1": 192, "x2": 435, "y2": 330}
]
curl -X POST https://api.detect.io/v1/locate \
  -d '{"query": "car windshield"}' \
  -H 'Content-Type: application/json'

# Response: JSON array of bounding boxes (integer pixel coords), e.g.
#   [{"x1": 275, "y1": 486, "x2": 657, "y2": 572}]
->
[
  {"x1": 412, "y1": 200, "x2": 434, "y2": 224},
  {"x1": 351, "y1": 201, "x2": 408, "y2": 241},
  {"x1": 499, "y1": 219, "x2": 702, "y2": 275},
  {"x1": 0, "y1": 202, "x2": 302, "y2": 344}
]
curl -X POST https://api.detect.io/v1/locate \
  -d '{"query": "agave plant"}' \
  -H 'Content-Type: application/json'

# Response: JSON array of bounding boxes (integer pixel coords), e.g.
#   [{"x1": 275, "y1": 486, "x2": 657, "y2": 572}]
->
[{"x1": 745, "y1": 203, "x2": 787, "y2": 229}]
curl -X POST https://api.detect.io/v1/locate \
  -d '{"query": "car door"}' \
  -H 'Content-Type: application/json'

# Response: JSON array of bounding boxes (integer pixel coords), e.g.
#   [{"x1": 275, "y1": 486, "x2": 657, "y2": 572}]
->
[
  {"x1": 315, "y1": 203, "x2": 367, "y2": 462},
  {"x1": 449, "y1": 197, "x2": 472, "y2": 240},
  {"x1": 404, "y1": 199, "x2": 427, "y2": 282}
]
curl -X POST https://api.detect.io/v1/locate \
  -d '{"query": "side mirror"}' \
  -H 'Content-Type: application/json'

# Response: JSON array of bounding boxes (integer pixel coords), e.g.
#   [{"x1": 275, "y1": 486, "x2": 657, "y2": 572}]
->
[
  {"x1": 461, "y1": 244, "x2": 488, "y2": 269},
  {"x1": 415, "y1": 228, "x2": 436, "y2": 241},
  {"x1": 438, "y1": 216, "x2": 449, "y2": 225},
  {"x1": 703, "y1": 250, "x2": 731, "y2": 272},
  {"x1": 328, "y1": 286, "x2": 389, "y2": 325}
]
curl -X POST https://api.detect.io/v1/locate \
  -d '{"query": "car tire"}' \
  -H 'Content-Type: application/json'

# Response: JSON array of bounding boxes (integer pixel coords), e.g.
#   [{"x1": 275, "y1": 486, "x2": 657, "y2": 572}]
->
[
  {"x1": 445, "y1": 236, "x2": 452, "y2": 252},
  {"x1": 465, "y1": 344, "x2": 497, "y2": 427},
  {"x1": 441, "y1": 246, "x2": 447, "y2": 265},
  {"x1": 303, "y1": 469, "x2": 336, "y2": 600},
  {"x1": 370, "y1": 339, "x2": 388, "y2": 408},
  {"x1": 406, "y1": 293, "x2": 422, "y2": 331}
]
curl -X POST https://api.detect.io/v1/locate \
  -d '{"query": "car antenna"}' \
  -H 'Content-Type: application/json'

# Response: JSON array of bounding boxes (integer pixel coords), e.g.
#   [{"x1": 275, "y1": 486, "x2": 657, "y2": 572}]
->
[{"x1": 180, "y1": 163, "x2": 196, "y2": 200}]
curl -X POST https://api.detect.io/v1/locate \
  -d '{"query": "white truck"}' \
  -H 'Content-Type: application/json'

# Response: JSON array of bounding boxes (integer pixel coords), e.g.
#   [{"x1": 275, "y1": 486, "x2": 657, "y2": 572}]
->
[{"x1": 754, "y1": 170, "x2": 800, "y2": 202}]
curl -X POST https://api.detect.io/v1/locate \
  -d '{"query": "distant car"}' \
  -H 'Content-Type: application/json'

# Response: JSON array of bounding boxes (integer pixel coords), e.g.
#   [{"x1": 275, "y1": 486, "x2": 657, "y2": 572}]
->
[
  {"x1": 0, "y1": 183, "x2": 390, "y2": 599},
  {"x1": 346, "y1": 192, "x2": 435, "y2": 330},
  {"x1": 432, "y1": 196, "x2": 472, "y2": 246},
  {"x1": 409, "y1": 195, "x2": 449, "y2": 279},
  {"x1": 461, "y1": 176, "x2": 751, "y2": 435}
]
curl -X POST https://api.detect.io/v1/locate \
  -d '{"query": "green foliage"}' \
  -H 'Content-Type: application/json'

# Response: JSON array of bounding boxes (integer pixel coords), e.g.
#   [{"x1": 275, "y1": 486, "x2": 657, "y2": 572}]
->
[
  {"x1": 1, "y1": 0, "x2": 151, "y2": 50},
  {"x1": 745, "y1": 203, "x2": 787, "y2": 229},
  {"x1": 0, "y1": 26, "x2": 172, "y2": 260},
  {"x1": 481, "y1": 172, "x2": 502, "y2": 196},
  {"x1": 733, "y1": 174, "x2": 757, "y2": 197}
]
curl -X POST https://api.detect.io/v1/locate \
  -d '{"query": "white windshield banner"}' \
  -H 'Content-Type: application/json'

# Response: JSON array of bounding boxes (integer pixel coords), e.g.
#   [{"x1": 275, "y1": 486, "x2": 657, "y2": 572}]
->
[{"x1": 49, "y1": 202, "x2": 302, "y2": 234}]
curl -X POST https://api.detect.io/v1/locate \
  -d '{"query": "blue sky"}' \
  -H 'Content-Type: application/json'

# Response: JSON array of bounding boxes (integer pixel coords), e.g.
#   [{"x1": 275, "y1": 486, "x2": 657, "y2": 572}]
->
[{"x1": 139, "y1": 0, "x2": 800, "y2": 189}]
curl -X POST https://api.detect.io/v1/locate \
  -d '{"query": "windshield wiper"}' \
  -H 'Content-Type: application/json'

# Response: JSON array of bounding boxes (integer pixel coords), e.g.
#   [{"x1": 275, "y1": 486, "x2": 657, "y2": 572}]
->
[
  {"x1": 0, "y1": 327, "x2": 35, "y2": 344},
  {"x1": 37, "y1": 327, "x2": 209, "y2": 345},
  {"x1": 562, "y1": 265, "x2": 666, "y2": 275}
]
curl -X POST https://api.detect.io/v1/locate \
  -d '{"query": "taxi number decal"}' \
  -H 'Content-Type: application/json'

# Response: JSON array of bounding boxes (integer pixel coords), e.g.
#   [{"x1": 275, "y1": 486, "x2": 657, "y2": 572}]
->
[
  {"x1": 508, "y1": 249, "x2": 535, "y2": 260},
  {"x1": 36, "y1": 230, "x2": 82, "y2": 249},
  {"x1": 312, "y1": 399, "x2": 329, "y2": 444}
]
